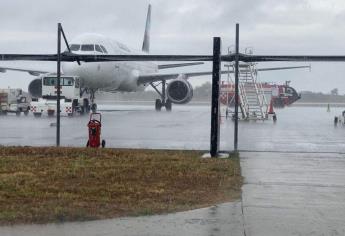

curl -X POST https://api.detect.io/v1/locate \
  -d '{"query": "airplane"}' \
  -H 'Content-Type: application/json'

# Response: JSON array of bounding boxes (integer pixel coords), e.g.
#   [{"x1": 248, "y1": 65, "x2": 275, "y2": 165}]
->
[{"x1": 0, "y1": 5, "x2": 313, "y2": 113}]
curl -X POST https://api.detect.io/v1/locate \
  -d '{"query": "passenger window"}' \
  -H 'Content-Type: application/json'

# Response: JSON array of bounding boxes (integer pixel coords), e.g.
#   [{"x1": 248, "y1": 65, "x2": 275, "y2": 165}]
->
[
  {"x1": 95, "y1": 45, "x2": 103, "y2": 53},
  {"x1": 70, "y1": 44, "x2": 80, "y2": 51},
  {"x1": 81, "y1": 44, "x2": 95, "y2": 51},
  {"x1": 100, "y1": 45, "x2": 108, "y2": 54}
]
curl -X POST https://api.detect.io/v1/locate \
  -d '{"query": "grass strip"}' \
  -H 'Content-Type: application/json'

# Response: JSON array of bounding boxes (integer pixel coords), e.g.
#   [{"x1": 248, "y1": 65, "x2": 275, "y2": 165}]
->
[{"x1": 0, "y1": 147, "x2": 242, "y2": 225}]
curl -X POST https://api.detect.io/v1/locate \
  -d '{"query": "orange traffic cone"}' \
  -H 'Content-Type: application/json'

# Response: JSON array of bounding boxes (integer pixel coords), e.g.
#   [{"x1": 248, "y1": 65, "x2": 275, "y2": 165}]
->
[{"x1": 268, "y1": 99, "x2": 274, "y2": 114}]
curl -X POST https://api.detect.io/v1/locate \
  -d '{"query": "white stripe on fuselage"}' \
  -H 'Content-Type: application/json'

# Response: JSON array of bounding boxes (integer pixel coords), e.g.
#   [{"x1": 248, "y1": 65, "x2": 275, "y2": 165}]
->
[{"x1": 61, "y1": 33, "x2": 158, "y2": 92}]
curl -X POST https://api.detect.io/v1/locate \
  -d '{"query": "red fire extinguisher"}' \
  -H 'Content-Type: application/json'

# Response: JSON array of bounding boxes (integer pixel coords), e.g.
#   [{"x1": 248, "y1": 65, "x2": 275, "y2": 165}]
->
[{"x1": 86, "y1": 113, "x2": 105, "y2": 148}]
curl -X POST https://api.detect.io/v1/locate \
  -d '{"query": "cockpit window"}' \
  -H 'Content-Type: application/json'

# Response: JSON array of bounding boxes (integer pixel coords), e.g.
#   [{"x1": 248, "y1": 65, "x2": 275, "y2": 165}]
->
[
  {"x1": 95, "y1": 45, "x2": 103, "y2": 53},
  {"x1": 100, "y1": 45, "x2": 108, "y2": 54},
  {"x1": 81, "y1": 44, "x2": 94, "y2": 51},
  {"x1": 70, "y1": 44, "x2": 80, "y2": 51},
  {"x1": 286, "y1": 88, "x2": 293, "y2": 94}
]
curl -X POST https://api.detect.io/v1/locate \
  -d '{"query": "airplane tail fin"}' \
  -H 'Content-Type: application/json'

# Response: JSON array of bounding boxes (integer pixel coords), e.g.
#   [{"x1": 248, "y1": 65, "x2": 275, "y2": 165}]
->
[{"x1": 142, "y1": 4, "x2": 151, "y2": 53}]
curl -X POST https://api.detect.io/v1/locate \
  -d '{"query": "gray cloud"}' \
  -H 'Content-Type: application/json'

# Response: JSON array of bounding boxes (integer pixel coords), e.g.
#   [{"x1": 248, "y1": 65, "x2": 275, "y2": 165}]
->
[{"x1": 1, "y1": 0, "x2": 345, "y2": 93}]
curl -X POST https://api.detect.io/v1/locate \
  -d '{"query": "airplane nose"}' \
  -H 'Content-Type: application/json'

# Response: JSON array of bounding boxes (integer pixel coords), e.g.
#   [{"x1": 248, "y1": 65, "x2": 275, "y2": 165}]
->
[{"x1": 62, "y1": 62, "x2": 79, "y2": 75}]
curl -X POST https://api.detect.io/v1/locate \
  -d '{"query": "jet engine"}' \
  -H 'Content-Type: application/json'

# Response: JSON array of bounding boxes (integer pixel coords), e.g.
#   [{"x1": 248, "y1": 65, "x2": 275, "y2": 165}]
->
[
  {"x1": 28, "y1": 79, "x2": 42, "y2": 98},
  {"x1": 167, "y1": 76, "x2": 193, "y2": 104}
]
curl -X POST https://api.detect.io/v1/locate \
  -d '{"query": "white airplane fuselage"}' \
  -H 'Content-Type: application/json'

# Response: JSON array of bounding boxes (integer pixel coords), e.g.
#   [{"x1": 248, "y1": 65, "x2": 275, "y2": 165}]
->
[{"x1": 62, "y1": 33, "x2": 158, "y2": 92}]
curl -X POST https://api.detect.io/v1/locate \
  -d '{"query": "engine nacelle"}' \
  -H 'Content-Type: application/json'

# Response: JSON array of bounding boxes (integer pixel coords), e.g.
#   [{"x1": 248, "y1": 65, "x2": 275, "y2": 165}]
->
[
  {"x1": 167, "y1": 76, "x2": 193, "y2": 104},
  {"x1": 28, "y1": 79, "x2": 42, "y2": 98}
]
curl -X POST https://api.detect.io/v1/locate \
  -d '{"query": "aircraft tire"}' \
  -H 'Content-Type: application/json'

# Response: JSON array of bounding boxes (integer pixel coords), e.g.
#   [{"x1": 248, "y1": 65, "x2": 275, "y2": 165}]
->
[
  {"x1": 102, "y1": 140, "x2": 106, "y2": 148},
  {"x1": 91, "y1": 103, "x2": 97, "y2": 113},
  {"x1": 165, "y1": 99, "x2": 172, "y2": 112},
  {"x1": 155, "y1": 99, "x2": 162, "y2": 111},
  {"x1": 80, "y1": 105, "x2": 85, "y2": 115},
  {"x1": 34, "y1": 112, "x2": 42, "y2": 118},
  {"x1": 83, "y1": 99, "x2": 90, "y2": 114},
  {"x1": 47, "y1": 110, "x2": 55, "y2": 117}
]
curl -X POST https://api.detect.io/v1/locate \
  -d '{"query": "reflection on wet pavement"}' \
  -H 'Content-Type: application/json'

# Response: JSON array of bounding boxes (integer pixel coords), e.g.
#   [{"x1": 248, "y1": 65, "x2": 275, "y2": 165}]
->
[
  {"x1": 0, "y1": 202, "x2": 244, "y2": 236},
  {"x1": 1, "y1": 105, "x2": 345, "y2": 153}
]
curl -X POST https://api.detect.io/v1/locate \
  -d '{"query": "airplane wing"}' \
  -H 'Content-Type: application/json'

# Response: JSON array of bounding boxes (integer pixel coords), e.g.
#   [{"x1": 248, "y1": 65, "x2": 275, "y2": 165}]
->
[
  {"x1": 157, "y1": 62, "x2": 204, "y2": 69},
  {"x1": 240, "y1": 54, "x2": 345, "y2": 62},
  {"x1": 0, "y1": 61, "x2": 204, "y2": 78},
  {"x1": 137, "y1": 65, "x2": 310, "y2": 84},
  {"x1": 0, "y1": 65, "x2": 49, "y2": 76},
  {"x1": 137, "y1": 71, "x2": 235, "y2": 84},
  {"x1": 255, "y1": 65, "x2": 311, "y2": 72}
]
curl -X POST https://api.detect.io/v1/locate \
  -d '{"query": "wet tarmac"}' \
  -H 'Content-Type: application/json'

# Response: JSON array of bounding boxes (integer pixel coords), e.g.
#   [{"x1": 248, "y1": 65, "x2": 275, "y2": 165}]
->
[
  {"x1": 241, "y1": 151, "x2": 345, "y2": 236},
  {"x1": 1, "y1": 104, "x2": 345, "y2": 235},
  {"x1": 1, "y1": 104, "x2": 345, "y2": 152}
]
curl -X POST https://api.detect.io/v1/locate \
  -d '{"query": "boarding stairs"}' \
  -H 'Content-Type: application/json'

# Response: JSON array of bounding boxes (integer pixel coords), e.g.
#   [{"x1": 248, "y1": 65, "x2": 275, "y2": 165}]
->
[{"x1": 232, "y1": 63, "x2": 269, "y2": 120}]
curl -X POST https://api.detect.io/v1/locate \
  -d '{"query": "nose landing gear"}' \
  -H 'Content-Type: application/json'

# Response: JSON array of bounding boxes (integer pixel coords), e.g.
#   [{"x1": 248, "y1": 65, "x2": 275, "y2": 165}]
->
[
  {"x1": 151, "y1": 80, "x2": 172, "y2": 112},
  {"x1": 89, "y1": 89, "x2": 97, "y2": 113},
  {"x1": 91, "y1": 103, "x2": 97, "y2": 113},
  {"x1": 80, "y1": 88, "x2": 98, "y2": 114}
]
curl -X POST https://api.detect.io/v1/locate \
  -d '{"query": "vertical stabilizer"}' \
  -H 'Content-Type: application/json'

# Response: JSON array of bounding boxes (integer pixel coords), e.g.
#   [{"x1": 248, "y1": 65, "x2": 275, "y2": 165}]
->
[{"x1": 142, "y1": 4, "x2": 151, "y2": 53}]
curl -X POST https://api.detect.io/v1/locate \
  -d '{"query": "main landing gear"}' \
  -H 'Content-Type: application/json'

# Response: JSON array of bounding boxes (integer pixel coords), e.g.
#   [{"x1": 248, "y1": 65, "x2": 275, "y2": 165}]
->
[
  {"x1": 151, "y1": 80, "x2": 172, "y2": 112},
  {"x1": 155, "y1": 98, "x2": 172, "y2": 111}
]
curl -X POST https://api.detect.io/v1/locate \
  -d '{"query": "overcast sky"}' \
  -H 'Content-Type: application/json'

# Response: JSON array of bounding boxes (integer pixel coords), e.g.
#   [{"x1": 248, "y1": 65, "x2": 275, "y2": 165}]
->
[{"x1": 1, "y1": 0, "x2": 345, "y2": 93}]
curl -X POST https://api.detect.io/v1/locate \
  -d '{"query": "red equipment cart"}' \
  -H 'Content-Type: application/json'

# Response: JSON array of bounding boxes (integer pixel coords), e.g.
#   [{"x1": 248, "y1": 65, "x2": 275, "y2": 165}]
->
[{"x1": 86, "y1": 113, "x2": 105, "y2": 148}]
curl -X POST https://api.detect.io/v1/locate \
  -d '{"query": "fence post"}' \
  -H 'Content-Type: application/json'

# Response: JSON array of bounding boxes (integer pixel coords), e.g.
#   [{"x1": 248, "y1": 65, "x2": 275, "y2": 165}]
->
[
  {"x1": 234, "y1": 23, "x2": 239, "y2": 151},
  {"x1": 210, "y1": 37, "x2": 221, "y2": 157},
  {"x1": 56, "y1": 23, "x2": 61, "y2": 147}
]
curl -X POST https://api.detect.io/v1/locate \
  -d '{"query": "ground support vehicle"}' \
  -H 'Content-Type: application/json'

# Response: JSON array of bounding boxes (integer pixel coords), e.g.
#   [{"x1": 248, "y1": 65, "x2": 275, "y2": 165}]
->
[
  {"x1": 0, "y1": 89, "x2": 30, "y2": 116},
  {"x1": 30, "y1": 75, "x2": 90, "y2": 117}
]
